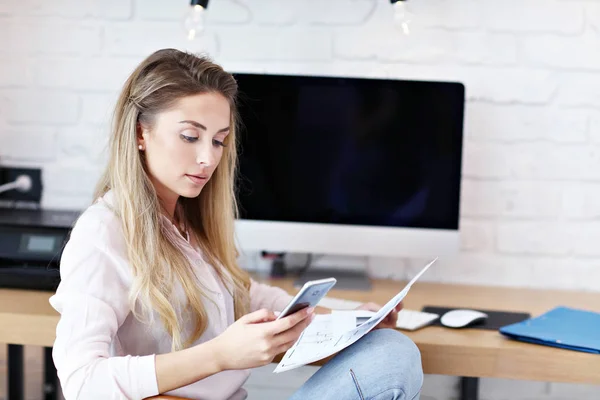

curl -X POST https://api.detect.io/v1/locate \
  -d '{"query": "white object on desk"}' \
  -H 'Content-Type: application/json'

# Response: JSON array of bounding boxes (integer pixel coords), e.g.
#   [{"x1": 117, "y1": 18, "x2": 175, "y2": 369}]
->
[
  {"x1": 320, "y1": 296, "x2": 364, "y2": 310},
  {"x1": 395, "y1": 309, "x2": 439, "y2": 331},
  {"x1": 440, "y1": 309, "x2": 487, "y2": 328},
  {"x1": 332, "y1": 309, "x2": 439, "y2": 331}
]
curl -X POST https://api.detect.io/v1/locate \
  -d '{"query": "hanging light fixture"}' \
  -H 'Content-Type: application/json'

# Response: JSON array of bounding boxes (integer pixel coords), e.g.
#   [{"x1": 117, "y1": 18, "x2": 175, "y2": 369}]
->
[
  {"x1": 183, "y1": 0, "x2": 209, "y2": 40},
  {"x1": 390, "y1": 0, "x2": 413, "y2": 35}
]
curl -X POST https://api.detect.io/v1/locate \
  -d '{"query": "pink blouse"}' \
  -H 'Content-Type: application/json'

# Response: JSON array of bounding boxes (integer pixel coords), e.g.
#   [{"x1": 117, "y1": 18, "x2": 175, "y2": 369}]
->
[{"x1": 49, "y1": 190, "x2": 293, "y2": 400}]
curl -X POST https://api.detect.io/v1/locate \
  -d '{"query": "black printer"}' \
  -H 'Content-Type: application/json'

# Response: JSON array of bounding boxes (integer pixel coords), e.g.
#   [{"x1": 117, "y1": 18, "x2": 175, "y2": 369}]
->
[{"x1": 0, "y1": 207, "x2": 80, "y2": 291}]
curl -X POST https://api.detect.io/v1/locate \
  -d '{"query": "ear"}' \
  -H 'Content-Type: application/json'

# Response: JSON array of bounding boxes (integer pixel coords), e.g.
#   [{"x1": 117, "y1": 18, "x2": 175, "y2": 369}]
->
[{"x1": 136, "y1": 122, "x2": 149, "y2": 149}]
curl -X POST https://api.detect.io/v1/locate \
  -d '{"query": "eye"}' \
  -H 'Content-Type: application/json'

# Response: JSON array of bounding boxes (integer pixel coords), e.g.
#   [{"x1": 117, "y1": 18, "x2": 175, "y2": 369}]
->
[
  {"x1": 180, "y1": 134, "x2": 198, "y2": 143},
  {"x1": 213, "y1": 139, "x2": 226, "y2": 147}
]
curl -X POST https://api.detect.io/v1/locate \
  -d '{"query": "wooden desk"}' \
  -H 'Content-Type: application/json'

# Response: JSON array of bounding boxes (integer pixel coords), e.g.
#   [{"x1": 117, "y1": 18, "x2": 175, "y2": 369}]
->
[
  {"x1": 0, "y1": 289, "x2": 57, "y2": 347},
  {"x1": 261, "y1": 277, "x2": 600, "y2": 386},
  {"x1": 1, "y1": 280, "x2": 599, "y2": 400}
]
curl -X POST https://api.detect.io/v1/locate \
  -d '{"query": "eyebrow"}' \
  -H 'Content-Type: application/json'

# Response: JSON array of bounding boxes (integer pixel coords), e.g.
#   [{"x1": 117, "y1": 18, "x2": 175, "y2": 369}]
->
[{"x1": 179, "y1": 120, "x2": 230, "y2": 133}]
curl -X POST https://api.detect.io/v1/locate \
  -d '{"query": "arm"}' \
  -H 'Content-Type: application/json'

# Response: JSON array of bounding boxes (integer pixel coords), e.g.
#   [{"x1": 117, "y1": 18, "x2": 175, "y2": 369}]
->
[
  {"x1": 249, "y1": 278, "x2": 294, "y2": 312},
  {"x1": 154, "y1": 339, "x2": 221, "y2": 393},
  {"x1": 50, "y1": 216, "x2": 159, "y2": 399},
  {"x1": 50, "y1": 214, "x2": 225, "y2": 399}
]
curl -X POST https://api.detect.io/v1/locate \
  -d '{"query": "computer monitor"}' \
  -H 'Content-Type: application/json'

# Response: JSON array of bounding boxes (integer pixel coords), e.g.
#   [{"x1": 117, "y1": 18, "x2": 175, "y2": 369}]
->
[{"x1": 232, "y1": 72, "x2": 464, "y2": 279}]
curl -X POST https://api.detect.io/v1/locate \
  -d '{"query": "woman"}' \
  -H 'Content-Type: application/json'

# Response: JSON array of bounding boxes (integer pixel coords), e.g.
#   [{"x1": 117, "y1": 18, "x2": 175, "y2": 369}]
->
[{"x1": 49, "y1": 48, "x2": 423, "y2": 400}]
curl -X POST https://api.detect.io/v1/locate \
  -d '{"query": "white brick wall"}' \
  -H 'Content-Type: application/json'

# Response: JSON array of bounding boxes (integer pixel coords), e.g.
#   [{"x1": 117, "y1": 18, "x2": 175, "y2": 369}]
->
[
  {"x1": 2, "y1": 90, "x2": 80, "y2": 124},
  {"x1": 1, "y1": 1, "x2": 599, "y2": 399}
]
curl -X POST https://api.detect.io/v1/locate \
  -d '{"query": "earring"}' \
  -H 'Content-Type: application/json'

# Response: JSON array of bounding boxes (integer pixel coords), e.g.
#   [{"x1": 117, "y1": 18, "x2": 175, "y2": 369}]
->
[{"x1": 138, "y1": 144, "x2": 144, "y2": 151}]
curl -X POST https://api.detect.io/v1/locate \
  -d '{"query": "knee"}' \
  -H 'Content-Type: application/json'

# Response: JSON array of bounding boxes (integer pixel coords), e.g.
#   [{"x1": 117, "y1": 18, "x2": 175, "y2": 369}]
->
[
  {"x1": 366, "y1": 329, "x2": 423, "y2": 395},
  {"x1": 367, "y1": 329, "x2": 421, "y2": 361}
]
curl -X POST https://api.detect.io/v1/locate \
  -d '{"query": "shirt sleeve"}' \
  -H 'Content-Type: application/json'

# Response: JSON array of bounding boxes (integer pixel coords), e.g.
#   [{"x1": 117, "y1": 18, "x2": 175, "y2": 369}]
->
[
  {"x1": 249, "y1": 278, "x2": 294, "y2": 313},
  {"x1": 49, "y1": 212, "x2": 159, "y2": 400}
]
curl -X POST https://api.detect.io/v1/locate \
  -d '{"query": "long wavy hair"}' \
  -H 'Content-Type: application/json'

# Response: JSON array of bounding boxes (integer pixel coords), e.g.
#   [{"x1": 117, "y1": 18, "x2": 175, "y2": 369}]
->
[{"x1": 93, "y1": 48, "x2": 251, "y2": 351}]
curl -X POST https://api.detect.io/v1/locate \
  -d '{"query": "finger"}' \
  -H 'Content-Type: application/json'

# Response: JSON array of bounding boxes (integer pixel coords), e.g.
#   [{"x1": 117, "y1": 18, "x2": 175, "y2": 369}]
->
[
  {"x1": 270, "y1": 308, "x2": 312, "y2": 336},
  {"x1": 381, "y1": 310, "x2": 398, "y2": 325},
  {"x1": 387, "y1": 313, "x2": 398, "y2": 326},
  {"x1": 274, "y1": 313, "x2": 314, "y2": 346},
  {"x1": 377, "y1": 319, "x2": 394, "y2": 329},
  {"x1": 241, "y1": 308, "x2": 276, "y2": 324},
  {"x1": 267, "y1": 307, "x2": 313, "y2": 335},
  {"x1": 274, "y1": 336, "x2": 301, "y2": 355},
  {"x1": 360, "y1": 302, "x2": 381, "y2": 312},
  {"x1": 382, "y1": 316, "x2": 394, "y2": 327},
  {"x1": 274, "y1": 315, "x2": 313, "y2": 349}
]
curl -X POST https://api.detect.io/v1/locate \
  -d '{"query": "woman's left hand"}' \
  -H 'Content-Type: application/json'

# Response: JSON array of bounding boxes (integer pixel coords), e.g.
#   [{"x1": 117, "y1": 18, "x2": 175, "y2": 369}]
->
[{"x1": 356, "y1": 302, "x2": 403, "y2": 329}]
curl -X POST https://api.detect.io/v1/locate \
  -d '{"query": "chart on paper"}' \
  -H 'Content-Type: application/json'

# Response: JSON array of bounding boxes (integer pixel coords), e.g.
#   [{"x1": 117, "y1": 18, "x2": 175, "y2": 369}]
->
[{"x1": 273, "y1": 258, "x2": 437, "y2": 373}]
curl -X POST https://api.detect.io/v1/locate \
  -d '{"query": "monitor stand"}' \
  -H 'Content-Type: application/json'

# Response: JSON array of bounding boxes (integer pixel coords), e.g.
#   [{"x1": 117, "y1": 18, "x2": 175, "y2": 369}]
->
[{"x1": 294, "y1": 267, "x2": 372, "y2": 291}]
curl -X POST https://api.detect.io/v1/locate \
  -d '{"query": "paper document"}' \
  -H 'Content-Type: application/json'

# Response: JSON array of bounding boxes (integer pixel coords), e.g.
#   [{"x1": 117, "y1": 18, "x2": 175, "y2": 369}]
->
[{"x1": 273, "y1": 258, "x2": 437, "y2": 373}]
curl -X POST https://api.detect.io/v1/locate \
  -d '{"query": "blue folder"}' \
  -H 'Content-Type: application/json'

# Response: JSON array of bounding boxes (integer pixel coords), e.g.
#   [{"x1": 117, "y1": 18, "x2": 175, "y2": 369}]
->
[{"x1": 499, "y1": 306, "x2": 600, "y2": 354}]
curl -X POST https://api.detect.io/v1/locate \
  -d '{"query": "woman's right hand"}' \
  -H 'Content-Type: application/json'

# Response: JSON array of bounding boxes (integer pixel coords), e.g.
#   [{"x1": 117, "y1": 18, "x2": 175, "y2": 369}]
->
[{"x1": 212, "y1": 307, "x2": 315, "y2": 370}]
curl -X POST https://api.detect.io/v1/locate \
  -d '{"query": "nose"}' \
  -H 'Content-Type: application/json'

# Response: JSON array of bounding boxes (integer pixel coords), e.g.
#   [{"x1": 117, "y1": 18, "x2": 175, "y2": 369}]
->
[{"x1": 195, "y1": 141, "x2": 216, "y2": 168}]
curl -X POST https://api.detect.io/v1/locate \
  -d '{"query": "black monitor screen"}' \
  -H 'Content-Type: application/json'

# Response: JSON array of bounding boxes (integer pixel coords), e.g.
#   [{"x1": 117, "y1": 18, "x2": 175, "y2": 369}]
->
[{"x1": 233, "y1": 73, "x2": 464, "y2": 231}]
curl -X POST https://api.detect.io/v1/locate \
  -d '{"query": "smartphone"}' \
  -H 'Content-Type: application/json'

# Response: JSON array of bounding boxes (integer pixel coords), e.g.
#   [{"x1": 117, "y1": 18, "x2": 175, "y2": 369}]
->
[{"x1": 277, "y1": 277, "x2": 337, "y2": 320}]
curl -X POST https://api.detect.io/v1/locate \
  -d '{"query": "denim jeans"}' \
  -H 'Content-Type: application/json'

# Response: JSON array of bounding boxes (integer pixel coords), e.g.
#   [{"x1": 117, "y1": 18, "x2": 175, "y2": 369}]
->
[{"x1": 287, "y1": 329, "x2": 423, "y2": 400}]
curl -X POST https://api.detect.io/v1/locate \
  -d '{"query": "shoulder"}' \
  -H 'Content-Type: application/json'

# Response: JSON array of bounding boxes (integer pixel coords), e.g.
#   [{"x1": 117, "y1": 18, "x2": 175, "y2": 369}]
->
[
  {"x1": 58, "y1": 191, "x2": 134, "y2": 288},
  {"x1": 53, "y1": 193, "x2": 135, "y2": 319},
  {"x1": 67, "y1": 192, "x2": 126, "y2": 255}
]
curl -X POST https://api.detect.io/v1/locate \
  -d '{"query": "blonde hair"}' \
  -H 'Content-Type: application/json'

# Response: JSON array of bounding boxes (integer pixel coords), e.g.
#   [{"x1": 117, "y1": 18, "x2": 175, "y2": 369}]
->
[{"x1": 94, "y1": 48, "x2": 251, "y2": 351}]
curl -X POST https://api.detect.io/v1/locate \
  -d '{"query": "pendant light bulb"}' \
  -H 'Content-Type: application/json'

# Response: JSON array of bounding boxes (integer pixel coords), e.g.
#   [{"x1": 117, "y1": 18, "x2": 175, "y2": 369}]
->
[
  {"x1": 391, "y1": 0, "x2": 413, "y2": 35},
  {"x1": 184, "y1": 0, "x2": 209, "y2": 40}
]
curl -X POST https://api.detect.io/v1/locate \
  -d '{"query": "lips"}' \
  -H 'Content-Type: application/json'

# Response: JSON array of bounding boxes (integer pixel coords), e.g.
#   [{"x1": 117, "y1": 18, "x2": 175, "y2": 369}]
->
[{"x1": 186, "y1": 174, "x2": 208, "y2": 184}]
